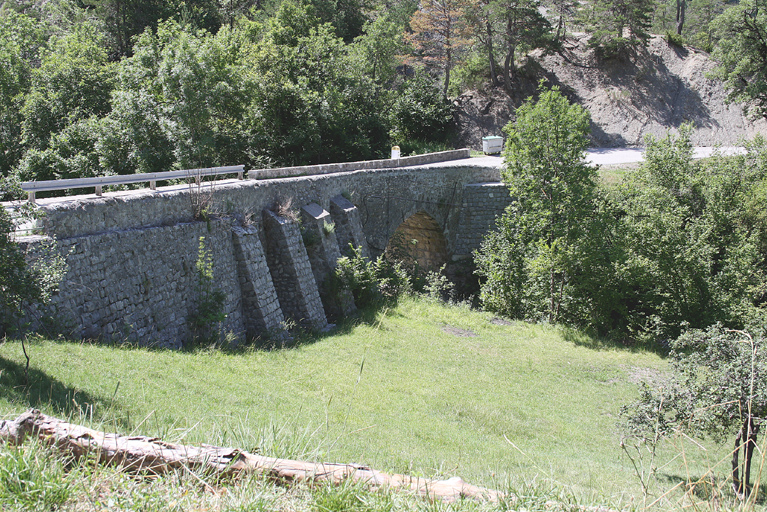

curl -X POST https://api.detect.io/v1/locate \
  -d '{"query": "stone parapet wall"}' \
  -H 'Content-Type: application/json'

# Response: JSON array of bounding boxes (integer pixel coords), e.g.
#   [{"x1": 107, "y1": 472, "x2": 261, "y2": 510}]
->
[
  {"x1": 249, "y1": 149, "x2": 471, "y2": 180},
  {"x1": 45, "y1": 219, "x2": 244, "y2": 348},
  {"x1": 35, "y1": 164, "x2": 502, "y2": 256}
]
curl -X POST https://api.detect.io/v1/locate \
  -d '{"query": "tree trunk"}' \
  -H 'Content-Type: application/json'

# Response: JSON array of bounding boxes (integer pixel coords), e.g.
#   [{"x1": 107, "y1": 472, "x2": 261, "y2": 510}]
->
[
  {"x1": 732, "y1": 417, "x2": 759, "y2": 499},
  {"x1": 732, "y1": 425, "x2": 742, "y2": 495},
  {"x1": 444, "y1": 44, "x2": 452, "y2": 97},
  {"x1": 745, "y1": 420, "x2": 759, "y2": 496},
  {"x1": 675, "y1": 0, "x2": 686, "y2": 36},
  {"x1": 502, "y1": 44, "x2": 515, "y2": 93},
  {"x1": 485, "y1": 21, "x2": 499, "y2": 86},
  {"x1": 0, "y1": 409, "x2": 502, "y2": 503}
]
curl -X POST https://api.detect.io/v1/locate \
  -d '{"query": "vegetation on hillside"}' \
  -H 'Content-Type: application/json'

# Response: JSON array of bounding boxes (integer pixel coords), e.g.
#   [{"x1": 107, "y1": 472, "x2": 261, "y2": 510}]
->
[
  {"x1": 479, "y1": 95, "x2": 767, "y2": 343},
  {"x1": 0, "y1": 0, "x2": 765, "y2": 194}
]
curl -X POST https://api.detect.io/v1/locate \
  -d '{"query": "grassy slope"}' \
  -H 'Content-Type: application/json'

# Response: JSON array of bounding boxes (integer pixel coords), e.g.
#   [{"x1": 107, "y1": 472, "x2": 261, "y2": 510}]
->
[{"x1": 0, "y1": 298, "x2": 733, "y2": 506}]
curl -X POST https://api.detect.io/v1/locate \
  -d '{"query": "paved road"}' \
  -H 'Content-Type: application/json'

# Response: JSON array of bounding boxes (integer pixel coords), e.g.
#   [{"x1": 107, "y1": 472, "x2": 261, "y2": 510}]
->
[
  {"x1": 586, "y1": 146, "x2": 745, "y2": 166},
  {"x1": 430, "y1": 147, "x2": 747, "y2": 170}
]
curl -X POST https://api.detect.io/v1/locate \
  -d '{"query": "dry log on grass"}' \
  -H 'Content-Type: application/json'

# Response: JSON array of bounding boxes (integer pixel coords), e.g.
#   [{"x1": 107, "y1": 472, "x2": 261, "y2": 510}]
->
[{"x1": 0, "y1": 409, "x2": 501, "y2": 503}]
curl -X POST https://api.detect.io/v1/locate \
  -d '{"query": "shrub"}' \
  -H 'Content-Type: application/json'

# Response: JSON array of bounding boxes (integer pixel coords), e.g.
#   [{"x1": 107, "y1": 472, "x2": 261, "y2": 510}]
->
[
  {"x1": 621, "y1": 324, "x2": 767, "y2": 500},
  {"x1": 189, "y1": 236, "x2": 226, "y2": 346},
  {"x1": 665, "y1": 30, "x2": 685, "y2": 48},
  {"x1": 333, "y1": 245, "x2": 410, "y2": 308}
]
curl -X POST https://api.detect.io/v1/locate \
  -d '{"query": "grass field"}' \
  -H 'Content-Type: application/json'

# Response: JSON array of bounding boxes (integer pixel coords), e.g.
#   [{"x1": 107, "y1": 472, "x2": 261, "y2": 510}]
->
[{"x1": 0, "y1": 297, "x2": 759, "y2": 510}]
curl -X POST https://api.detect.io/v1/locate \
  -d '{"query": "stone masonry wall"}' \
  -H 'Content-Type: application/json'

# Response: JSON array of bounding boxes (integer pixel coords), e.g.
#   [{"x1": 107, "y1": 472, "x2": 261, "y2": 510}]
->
[
  {"x1": 12, "y1": 160, "x2": 507, "y2": 347},
  {"x1": 300, "y1": 203, "x2": 356, "y2": 321},
  {"x1": 452, "y1": 183, "x2": 512, "y2": 259},
  {"x1": 385, "y1": 211, "x2": 448, "y2": 273},
  {"x1": 232, "y1": 225, "x2": 284, "y2": 339},
  {"x1": 49, "y1": 219, "x2": 244, "y2": 348},
  {"x1": 330, "y1": 195, "x2": 369, "y2": 258},
  {"x1": 262, "y1": 209, "x2": 328, "y2": 331}
]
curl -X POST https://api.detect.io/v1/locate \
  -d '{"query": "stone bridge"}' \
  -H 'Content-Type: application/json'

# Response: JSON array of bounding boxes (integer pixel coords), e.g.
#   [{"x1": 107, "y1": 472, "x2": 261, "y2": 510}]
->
[{"x1": 16, "y1": 151, "x2": 511, "y2": 347}]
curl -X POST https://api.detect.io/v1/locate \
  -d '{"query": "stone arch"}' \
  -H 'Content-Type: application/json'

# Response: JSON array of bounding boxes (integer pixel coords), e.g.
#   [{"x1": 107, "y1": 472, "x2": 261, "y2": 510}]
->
[{"x1": 385, "y1": 211, "x2": 448, "y2": 273}]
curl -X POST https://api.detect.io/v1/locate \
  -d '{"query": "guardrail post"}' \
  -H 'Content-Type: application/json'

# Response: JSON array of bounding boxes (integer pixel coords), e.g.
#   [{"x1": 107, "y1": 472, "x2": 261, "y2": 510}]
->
[
  {"x1": 150, "y1": 180, "x2": 156, "y2": 190},
  {"x1": 28, "y1": 191, "x2": 35, "y2": 203},
  {"x1": 95, "y1": 185, "x2": 103, "y2": 196},
  {"x1": 238, "y1": 171, "x2": 244, "y2": 180}
]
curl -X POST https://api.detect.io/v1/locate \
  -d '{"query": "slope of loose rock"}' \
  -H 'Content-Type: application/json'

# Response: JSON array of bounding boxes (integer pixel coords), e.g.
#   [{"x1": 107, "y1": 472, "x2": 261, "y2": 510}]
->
[{"x1": 455, "y1": 35, "x2": 767, "y2": 148}]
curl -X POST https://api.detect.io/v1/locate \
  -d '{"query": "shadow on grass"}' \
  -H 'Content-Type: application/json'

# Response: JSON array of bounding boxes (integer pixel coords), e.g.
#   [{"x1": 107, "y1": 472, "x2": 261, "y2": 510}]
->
[
  {"x1": 181, "y1": 299, "x2": 400, "y2": 355},
  {"x1": 559, "y1": 325, "x2": 669, "y2": 357},
  {"x1": 657, "y1": 472, "x2": 767, "y2": 507},
  {"x1": 0, "y1": 342, "x2": 126, "y2": 428}
]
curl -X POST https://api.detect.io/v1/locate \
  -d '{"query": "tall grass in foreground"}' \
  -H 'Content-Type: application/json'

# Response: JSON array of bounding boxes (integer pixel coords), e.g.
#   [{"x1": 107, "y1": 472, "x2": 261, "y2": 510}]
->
[{"x1": 0, "y1": 297, "x2": 765, "y2": 510}]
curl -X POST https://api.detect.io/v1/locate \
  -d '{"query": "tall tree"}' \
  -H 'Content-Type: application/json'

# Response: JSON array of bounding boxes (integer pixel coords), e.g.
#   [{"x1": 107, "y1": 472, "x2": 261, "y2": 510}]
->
[
  {"x1": 586, "y1": 0, "x2": 655, "y2": 51},
  {"x1": 711, "y1": 0, "x2": 767, "y2": 120},
  {"x1": 20, "y1": 22, "x2": 114, "y2": 153},
  {"x1": 675, "y1": 0, "x2": 686, "y2": 34},
  {"x1": 487, "y1": 0, "x2": 551, "y2": 92},
  {"x1": 0, "y1": 11, "x2": 45, "y2": 176},
  {"x1": 463, "y1": 0, "x2": 500, "y2": 86},
  {"x1": 476, "y1": 85, "x2": 601, "y2": 323},
  {"x1": 543, "y1": 0, "x2": 580, "y2": 42},
  {"x1": 408, "y1": 0, "x2": 473, "y2": 96}
]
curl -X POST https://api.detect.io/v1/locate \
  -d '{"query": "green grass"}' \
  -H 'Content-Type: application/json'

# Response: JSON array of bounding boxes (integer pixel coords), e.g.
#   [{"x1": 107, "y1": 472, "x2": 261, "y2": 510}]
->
[{"x1": 0, "y1": 297, "x2": 757, "y2": 510}]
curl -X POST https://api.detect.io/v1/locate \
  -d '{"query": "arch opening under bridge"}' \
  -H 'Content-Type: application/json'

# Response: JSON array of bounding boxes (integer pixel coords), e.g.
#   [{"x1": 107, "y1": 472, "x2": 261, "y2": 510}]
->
[{"x1": 384, "y1": 211, "x2": 448, "y2": 274}]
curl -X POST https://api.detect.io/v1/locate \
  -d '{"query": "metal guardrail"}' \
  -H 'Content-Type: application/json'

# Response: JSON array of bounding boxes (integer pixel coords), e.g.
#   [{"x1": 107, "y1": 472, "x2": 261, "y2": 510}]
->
[{"x1": 21, "y1": 165, "x2": 246, "y2": 203}]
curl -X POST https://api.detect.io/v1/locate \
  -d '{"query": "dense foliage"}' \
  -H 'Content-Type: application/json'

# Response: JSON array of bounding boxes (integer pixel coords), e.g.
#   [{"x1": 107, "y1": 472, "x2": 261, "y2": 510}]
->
[
  {"x1": 0, "y1": 0, "x2": 455, "y2": 195},
  {"x1": 0, "y1": 205, "x2": 38, "y2": 335},
  {"x1": 477, "y1": 89, "x2": 767, "y2": 343},
  {"x1": 475, "y1": 85, "x2": 602, "y2": 325},
  {"x1": 711, "y1": 0, "x2": 767, "y2": 120},
  {"x1": 0, "y1": 0, "x2": 764, "y2": 192},
  {"x1": 621, "y1": 325, "x2": 767, "y2": 499}
]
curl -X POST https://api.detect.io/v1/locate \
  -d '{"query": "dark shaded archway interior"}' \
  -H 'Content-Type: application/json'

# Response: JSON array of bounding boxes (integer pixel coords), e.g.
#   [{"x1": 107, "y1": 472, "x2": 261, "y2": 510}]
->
[{"x1": 385, "y1": 211, "x2": 448, "y2": 273}]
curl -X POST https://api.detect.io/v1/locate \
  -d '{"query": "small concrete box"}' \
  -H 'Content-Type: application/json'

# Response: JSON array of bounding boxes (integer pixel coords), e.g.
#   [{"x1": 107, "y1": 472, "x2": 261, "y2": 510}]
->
[{"x1": 482, "y1": 136, "x2": 503, "y2": 154}]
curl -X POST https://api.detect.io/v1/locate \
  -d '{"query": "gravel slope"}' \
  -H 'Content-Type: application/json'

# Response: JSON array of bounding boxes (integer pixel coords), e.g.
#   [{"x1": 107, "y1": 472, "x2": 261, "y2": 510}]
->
[{"x1": 455, "y1": 35, "x2": 767, "y2": 149}]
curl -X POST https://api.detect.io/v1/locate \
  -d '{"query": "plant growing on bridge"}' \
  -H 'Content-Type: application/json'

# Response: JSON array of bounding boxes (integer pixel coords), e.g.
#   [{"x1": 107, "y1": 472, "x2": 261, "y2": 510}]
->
[
  {"x1": 333, "y1": 245, "x2": 410, "y2": 308},
  {"x1": 190, "y1": 236, "x2": 226, "y2": 347}
]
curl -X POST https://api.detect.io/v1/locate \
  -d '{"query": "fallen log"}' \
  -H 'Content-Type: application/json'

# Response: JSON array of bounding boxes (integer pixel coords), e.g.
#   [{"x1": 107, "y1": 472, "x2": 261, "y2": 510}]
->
[{"x1": 0, "y1": 409, "x2": 501, "y2": 503}]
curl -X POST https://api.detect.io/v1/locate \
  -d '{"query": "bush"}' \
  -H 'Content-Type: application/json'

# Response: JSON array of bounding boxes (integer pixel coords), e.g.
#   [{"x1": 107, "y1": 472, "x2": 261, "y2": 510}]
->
[
  {"x1": 333, "y1": 245, "x2": 410, "y2": 308},
  {"x1": 389, "y1": 72, "x2": 455, "y2": 153},
  {"x1": 621, "y1": 324, "x2": 767, "y2": 499},
  {"x1": 665, "y1": 30, "x2": 685, "y2": 48}
]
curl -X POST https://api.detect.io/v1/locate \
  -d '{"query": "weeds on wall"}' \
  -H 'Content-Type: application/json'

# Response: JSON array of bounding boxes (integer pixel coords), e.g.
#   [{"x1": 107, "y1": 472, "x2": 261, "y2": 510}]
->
[
  {"x1": 188, "y1": 172, "x2": 217, "y2": 227},
  {"x1": 272, "y1": 197, "x2": 299, "y2": 222},
  {"x1": 189, "y1": 236, "x2": 226, "y2": 347}
]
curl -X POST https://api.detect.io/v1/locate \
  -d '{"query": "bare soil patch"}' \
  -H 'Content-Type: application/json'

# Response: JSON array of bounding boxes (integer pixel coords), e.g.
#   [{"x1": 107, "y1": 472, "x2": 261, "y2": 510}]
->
[{"x1": 442, "y1": 325, "x2": 478, "y2": 337}]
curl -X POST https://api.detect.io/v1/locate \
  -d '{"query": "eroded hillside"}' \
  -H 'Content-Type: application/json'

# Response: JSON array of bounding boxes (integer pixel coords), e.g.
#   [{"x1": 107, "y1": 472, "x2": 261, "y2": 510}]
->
[{"x1": 455, "y1": 35, "x2": 767, "y2": 148}]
